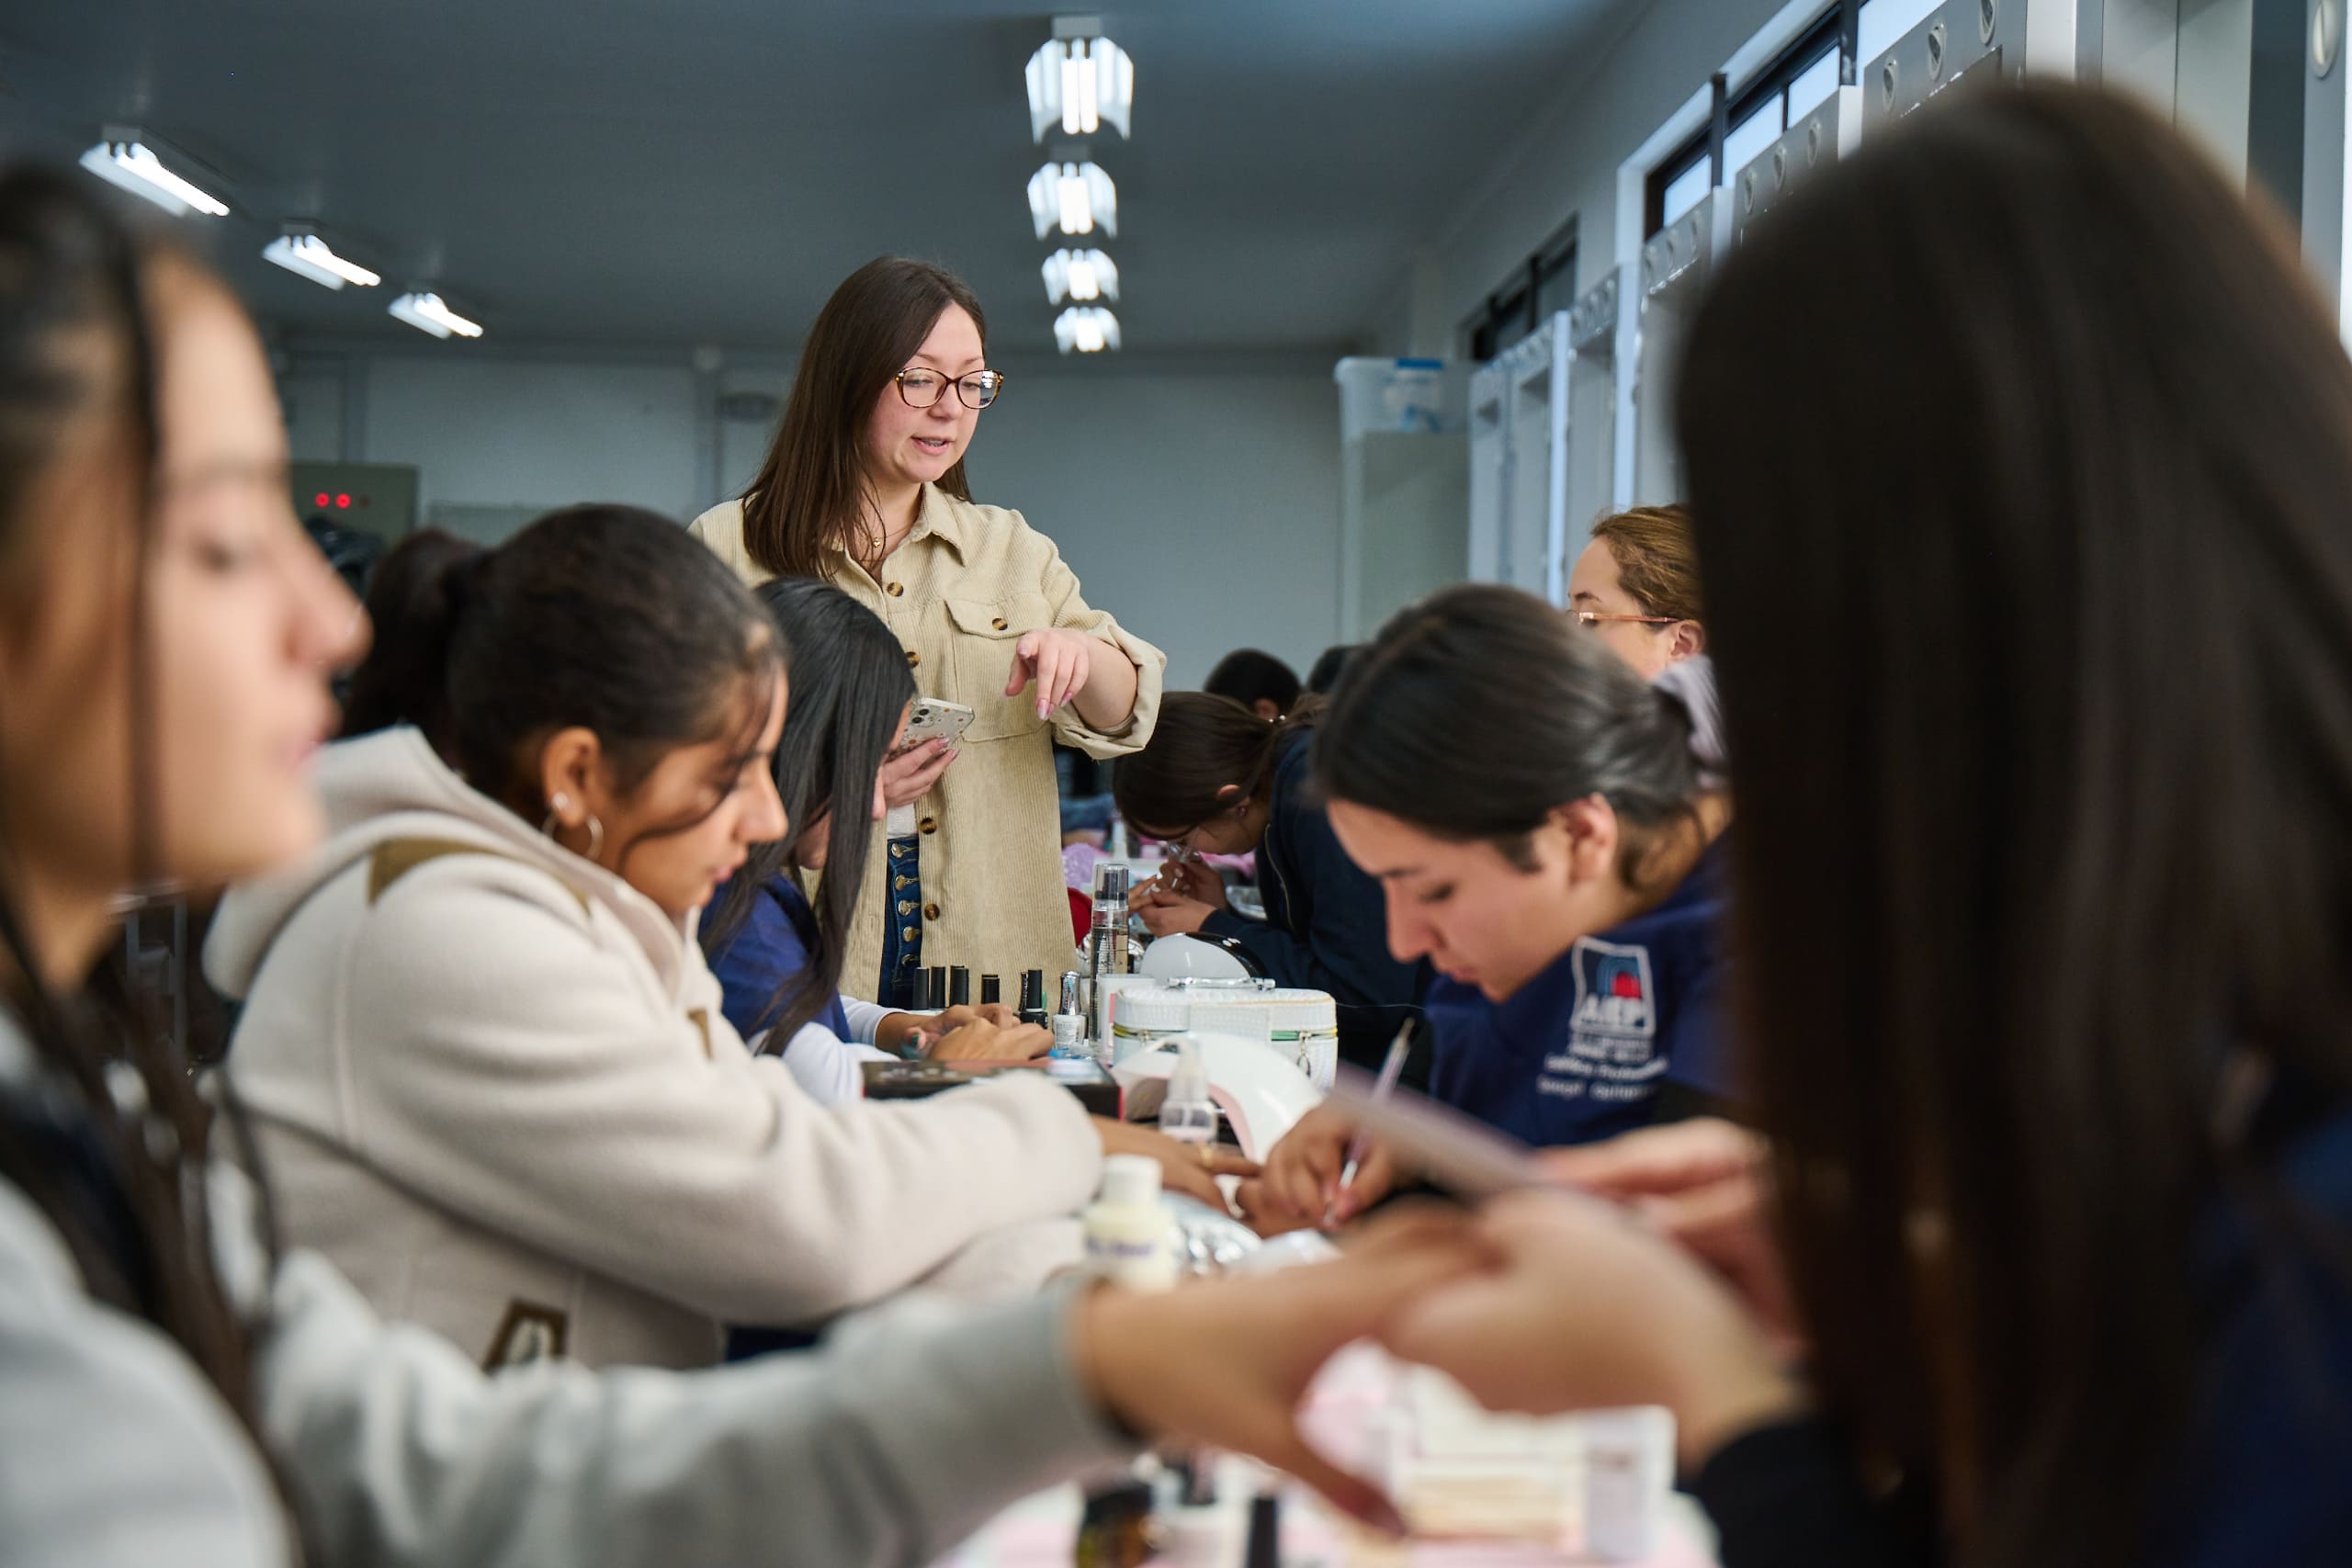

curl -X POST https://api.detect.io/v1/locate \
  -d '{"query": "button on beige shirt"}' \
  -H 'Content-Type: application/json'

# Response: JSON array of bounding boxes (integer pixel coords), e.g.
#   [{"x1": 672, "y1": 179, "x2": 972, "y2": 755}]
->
[{"x1": 689, "y1": 486, "x2": 1165, "y2": 998}]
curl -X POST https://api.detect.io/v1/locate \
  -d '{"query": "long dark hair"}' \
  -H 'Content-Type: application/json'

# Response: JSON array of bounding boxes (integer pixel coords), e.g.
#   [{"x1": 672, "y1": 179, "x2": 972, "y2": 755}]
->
[
  {"x1": 1677, "y1": 85, "x2": 2352, "y2": 1566},
  {"x1": 341, "y1": 509, "x2": 781, "y2": 867},
  {"x1": 1114, "y1": 692, "x2": 1312, "y2": 840},
  {"x1": 1314, "y1": 583, "x2": 1702, "y2": 884},
  {"x1": 704, "y1": 578, "x2": 915, "y2": 1041},
  {"x1": 0, "y1": 170, "x2": 267, "y2": 1446},
  {"x1": 739, "y1": 257, "x2": 987, "y2": 581}
]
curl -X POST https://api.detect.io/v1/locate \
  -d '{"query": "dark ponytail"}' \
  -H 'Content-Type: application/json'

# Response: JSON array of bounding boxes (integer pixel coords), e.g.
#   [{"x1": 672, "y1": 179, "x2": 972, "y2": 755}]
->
[
  {"x1": 1315, "y1": 583, "x2": 1705, "y2": 882},
  {"x1": 705, "y1": 578, "x2": 915, "y2": 1042},
  {"x1": 1113, "y1": 692, "x2": 1313, "y2": 838},
  {"x1": 0, "y1": 169, "x2": 275, "y2": 1470},
  {"x1": 337, "y1": 527, "x2": 483, "y2": 745},
  {"x1": 342, "y1": 508, "x2": 783, "y2": 840}
]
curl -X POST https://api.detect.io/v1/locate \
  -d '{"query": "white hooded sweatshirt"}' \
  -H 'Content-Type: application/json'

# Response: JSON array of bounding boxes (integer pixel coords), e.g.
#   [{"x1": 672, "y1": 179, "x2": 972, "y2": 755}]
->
[
  {"x1": 207, "y1": 728, "x2": 1099, "y2": 1370},
  {"x1": 0, "y1": 1013, "x2": 1131, "y2": 1568}
]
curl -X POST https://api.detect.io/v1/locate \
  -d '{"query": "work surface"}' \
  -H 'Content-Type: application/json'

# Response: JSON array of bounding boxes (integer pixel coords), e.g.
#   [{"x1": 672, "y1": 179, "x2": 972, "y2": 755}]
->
[{"x1": 939, "y1": 1345, "x2": 1723, "y2": 1567}]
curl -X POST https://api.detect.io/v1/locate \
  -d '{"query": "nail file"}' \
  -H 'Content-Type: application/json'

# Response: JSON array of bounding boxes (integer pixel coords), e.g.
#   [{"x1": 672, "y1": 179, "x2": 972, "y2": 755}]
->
[{"x1": 1325, "y1": 1067, "x2": 1555, "y2": 1198}]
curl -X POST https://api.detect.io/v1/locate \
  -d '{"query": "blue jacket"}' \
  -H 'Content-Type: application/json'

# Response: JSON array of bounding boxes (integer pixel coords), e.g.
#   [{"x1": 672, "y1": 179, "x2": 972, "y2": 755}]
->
[
  {"x1": 1201, "y1": 730, "x2": 1431, "y2": 1072},
  {"x1": 1421, "y1": 839, "x2": 1729, "y2": 1146},
  {"x1": 2155, "y1": 1078, "x2": 2352, "y2": 1563},
  {"x1": 1692, "y1": 1077, "x2": 2352, "y2": 1567},
  {"x1": 706, "y1": 874, "x2": 850, "y2": 1047}
]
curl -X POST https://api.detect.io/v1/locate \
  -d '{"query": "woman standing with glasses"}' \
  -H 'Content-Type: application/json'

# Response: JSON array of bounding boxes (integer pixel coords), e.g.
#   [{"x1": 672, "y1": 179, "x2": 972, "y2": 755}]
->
[
  {"x1": 692, "y1": 258, "x2": 1163, "y2": 1003},
  {"x1": 1566, "y1": 504, "x2": 1707, "y2": 680}
]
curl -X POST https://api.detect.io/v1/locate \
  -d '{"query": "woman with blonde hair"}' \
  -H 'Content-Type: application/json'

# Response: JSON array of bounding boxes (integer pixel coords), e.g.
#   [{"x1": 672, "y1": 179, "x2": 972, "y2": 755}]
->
[{"x1": 1566, "y1": 503, "x2": 1706, "y2": 679}]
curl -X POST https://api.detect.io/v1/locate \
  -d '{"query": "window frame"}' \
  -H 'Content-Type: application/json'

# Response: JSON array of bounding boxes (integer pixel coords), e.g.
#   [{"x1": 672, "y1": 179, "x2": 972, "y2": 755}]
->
[
  {"x1": 1643, "y1": 6, "x2": 1849, "y2": 238},
  {"x1": 1465, "y1": 218, "x2": 1579, "y2": 364}
]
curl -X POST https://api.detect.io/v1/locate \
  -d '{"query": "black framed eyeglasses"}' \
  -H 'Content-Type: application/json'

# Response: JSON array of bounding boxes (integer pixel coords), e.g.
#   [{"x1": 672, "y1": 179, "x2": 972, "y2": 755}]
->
[{"x1": 895, "y1": 367, "x2": 1006, "y2": 411}]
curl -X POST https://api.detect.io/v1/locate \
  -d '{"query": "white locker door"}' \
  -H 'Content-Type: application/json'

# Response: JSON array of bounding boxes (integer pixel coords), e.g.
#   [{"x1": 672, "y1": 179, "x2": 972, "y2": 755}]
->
[
  {"x1": 1634, "y1": 190, "x2": 1727, "y2": 506},
  {"x1": 1563, "y1": 270, "x2": 1621, "y2": 602},
  {"x1": 1500, "y1": 316, "x2": 1569, "y2": 599},
  {"x1": 1467, "y1": 363, "x2": 1511, "y2": 582},
  {"x1": 2307, "y1": 0, "x2": 2352, "y2": 344}
]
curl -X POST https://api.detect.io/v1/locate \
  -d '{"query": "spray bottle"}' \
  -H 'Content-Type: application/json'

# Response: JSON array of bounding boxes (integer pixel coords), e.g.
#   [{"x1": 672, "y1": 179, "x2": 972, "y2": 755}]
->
[{"x1": 1158, "y1": 1037, "x2": 1218, "y2": 1150}]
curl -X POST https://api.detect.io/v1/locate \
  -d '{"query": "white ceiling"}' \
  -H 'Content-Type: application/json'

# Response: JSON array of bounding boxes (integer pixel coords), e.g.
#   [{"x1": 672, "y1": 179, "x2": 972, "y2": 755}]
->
[{"x1": 0, "y1": 0, "x2": 1634, "y2": 355}]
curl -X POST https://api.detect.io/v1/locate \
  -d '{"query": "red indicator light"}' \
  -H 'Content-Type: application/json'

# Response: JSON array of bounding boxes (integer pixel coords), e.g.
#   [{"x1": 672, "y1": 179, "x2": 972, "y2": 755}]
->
[
  {"x1": 314, "y1": 491, "x2": 330, "y2": 507},
  {"x1": 335, "y1": 493, "x2": 352, "y2": 509}
]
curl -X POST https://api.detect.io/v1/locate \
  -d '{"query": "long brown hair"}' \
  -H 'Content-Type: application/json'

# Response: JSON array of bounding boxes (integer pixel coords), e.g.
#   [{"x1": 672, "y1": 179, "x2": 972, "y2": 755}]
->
[
  {"x1": 739, "y1": 257, "x2": 987, "y2": 580},
  {"x1": 1679, "y1": 85, "x2": 2352, "y2": 1565},
  {"x1": 0, "y1": 169, "x2": 269, "y2": 1446}
]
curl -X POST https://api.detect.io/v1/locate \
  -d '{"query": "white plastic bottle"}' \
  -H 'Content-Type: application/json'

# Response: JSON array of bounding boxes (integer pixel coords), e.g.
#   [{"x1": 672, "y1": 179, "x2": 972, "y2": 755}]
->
[
  {"x1": 1158, "y1": 1037, "x2": 1219, "y2": 1148},
  {"x1": 1083, "y1": 1154, "x2": 1178, "y2": 1292}
]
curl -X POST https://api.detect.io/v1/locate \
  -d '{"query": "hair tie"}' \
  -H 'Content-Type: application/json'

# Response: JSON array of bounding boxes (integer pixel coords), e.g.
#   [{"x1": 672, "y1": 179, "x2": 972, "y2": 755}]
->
[{"x1": 1652, "y1": 655, "x2": 1727, "y2": 790}]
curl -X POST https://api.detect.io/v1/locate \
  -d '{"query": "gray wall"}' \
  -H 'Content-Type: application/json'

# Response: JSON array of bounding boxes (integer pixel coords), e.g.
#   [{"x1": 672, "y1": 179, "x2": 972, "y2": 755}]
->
[
  {"x1": 1366, "y1": 0, "x2": 1795, "y2": 355},
  {"x1": 280, "y1": 348, "x2": 1340, "y2": 692}
]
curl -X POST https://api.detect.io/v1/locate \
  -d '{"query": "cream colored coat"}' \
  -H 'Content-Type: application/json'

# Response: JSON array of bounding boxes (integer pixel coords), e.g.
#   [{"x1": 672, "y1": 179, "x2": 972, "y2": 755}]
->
[
  {"x1": 690, "y1": 486, "x2": 1164, "y2": 996},
  {"x1": 0, "y1": 1023, "x2": 1131, "y2": 1568},
  {"x1": 207, "y1": 728, "x2": 1102, "y2": 1371}
]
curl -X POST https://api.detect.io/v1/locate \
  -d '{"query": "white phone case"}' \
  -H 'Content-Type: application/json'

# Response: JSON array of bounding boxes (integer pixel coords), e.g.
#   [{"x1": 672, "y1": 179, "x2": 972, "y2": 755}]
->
[{"x1": 904, "y1": 698, "x2": 976, "y2": 747}]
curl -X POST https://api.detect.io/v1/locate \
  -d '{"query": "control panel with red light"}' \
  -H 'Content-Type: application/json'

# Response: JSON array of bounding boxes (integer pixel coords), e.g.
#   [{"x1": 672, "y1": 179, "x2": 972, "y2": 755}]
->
[{"x1": 288, "y1": 463, "x2": 418, "y2": 547}]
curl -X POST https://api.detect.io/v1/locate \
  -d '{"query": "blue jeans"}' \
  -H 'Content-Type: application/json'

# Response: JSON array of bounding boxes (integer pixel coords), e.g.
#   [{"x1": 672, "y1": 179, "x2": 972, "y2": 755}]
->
[{"x1": 878, "y1": 836, "x2": 923, "y2": 1010}]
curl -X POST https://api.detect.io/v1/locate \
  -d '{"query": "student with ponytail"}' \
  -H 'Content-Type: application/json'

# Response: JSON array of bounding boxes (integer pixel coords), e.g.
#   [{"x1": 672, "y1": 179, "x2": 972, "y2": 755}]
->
[
  {"x1": 213, "y1": 509, "x2": 1125, "y2": 1370},
  {"x1": 1247, "y1": 583, "x2": 1732, "y2": 1230},
  {"x1": 1114, "y1": 693, "x2": 1429, "y2": 1076}
]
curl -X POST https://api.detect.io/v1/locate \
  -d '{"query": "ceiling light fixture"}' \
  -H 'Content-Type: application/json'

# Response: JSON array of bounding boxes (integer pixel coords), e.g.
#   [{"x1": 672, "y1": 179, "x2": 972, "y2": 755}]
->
[
  {"x1": 1053, "y1": 306, "x2": 1121, "y2": 355},
  {"x1": 263, "y1": 231, "x2": 382, "y2": 290},
  {"x1": 1025, "y1": 18, "x2": 1134, "y2": 141},
  {"x1": 77, "y1": 132, "x2": 229, "y2": 217},
  {"x1": 388, "y1": 291, "x2": 483, "y2": 339},
  {"x1": 1042, "y1": 248, "x2": 1119, "y2": 305},
  {"x1": 1027, "y1": 161, "x2": 1117, "y2": 240}
]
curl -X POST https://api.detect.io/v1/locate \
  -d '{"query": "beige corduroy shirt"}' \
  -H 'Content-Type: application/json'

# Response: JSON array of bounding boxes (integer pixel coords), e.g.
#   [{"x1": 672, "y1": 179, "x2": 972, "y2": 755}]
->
[{"x1": 690, "y1": 485, "x2": 1165, "y2": 997}]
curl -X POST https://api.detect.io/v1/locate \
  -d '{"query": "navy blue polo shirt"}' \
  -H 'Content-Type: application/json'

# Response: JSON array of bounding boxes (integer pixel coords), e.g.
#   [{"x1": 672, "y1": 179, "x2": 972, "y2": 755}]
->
[
  {"x1": 706, "y1": 874, "x2": 852, "y2": 1048},
  {"x1": 1200, "y1": 729, "x2": 1432, "y2": 1074},
  {"x1": 1421, "y1": 839, "x2": 1730, "y2": 1146}
]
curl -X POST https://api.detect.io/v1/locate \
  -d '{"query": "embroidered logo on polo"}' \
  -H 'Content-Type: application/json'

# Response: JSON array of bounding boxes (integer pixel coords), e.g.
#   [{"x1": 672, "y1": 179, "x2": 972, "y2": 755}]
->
[
  {"x1": 1568, "y1": 937, "x2": 1657, "y2": 1039},
  {"x1": 1536, "y1": 938, "x2": 1669, "y2": 1108}
]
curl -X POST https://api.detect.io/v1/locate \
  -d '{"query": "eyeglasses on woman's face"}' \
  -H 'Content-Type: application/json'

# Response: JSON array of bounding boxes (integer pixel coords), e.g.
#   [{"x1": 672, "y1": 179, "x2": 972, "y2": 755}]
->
[
  {"x1": 895, "y1": 367, "x2": 1006, "y2": 411},
  {"x1": 1571, "y1": 610, "x2": 1679, "y2": 629}
]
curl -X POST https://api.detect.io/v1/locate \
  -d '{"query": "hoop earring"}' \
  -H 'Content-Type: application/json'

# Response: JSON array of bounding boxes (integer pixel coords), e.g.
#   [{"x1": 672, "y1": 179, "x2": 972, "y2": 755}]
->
[{"x1": 540, "y1": 804, "x2": 606, "y2": 862}]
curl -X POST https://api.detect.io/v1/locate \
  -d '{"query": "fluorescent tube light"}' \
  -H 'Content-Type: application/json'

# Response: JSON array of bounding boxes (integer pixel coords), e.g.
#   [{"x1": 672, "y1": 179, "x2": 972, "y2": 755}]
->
[
  {"x1": 1025, "y1": 32, "x2": 1134, "y2": 141},
  {"x1": 1026, "y1": 161, "x2": 1118, "y2": 240},
  {"x1": 1053, "y1": 306, "x2": 1120, "y2": 355},
  {"x1": 78, "y1": 137, "x2": 229, "y2": 218},
  {"x1": 388, "y1": 291, "x2": 483, "y2": 339},
  {"x1": 263, "y1": 233, "x2": 382, "y2": 290},
  {"x1": 1042, "y1": 248, "x2": 1119, "y2": 305}
]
